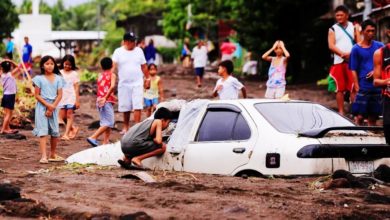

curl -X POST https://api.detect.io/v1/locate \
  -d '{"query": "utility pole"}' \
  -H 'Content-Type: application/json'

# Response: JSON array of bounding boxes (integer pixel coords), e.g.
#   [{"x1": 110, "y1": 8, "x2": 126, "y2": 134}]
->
[
  {"x1": 363, "y1": 0, "x2": 372, "y2": 20},
  {"x1": 97, "y1": 2, "x2": 101, "y2": 45}
]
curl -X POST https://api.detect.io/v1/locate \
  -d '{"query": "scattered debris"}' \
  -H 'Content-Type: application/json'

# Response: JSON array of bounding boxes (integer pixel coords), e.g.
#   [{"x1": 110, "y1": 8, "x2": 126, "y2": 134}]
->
[
  {"x1": 223, "y1": 205, "x2": 249, "y2": 214},
  {"x1": 120, "y1": 171, "x2": 157, "y2": 183},
  {"x1": 0, "y1": 183, "x2": 21, "y2": 201},
  {"x1": 27, "y1": 169, "x2": 50, "y2": 175},
  {"x1": 312, "y1": 168, "x2": 390, "y2": 190},
  {"x1": 119, "y1": 211, "x2": 152, "y2": 220},
  {"x1": 1, "y1": 133, "x2": 27, "y2": 140},
  {"x1": 374, "y1": 164, "x2": 390, "y2": 182},
  {"x1": 88, "y1": 120, "x2": 101, "y2": 129},
  {"x1": 0, "y1": 156, "x2": 12, "y2": 160},
  {"x1": 364, "y1": 192, "x2": 390, "y2": 204}
]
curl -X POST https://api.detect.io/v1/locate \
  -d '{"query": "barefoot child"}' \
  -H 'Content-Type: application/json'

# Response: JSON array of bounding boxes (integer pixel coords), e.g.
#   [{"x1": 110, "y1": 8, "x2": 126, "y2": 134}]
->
[
  {"x1": 0, "y1": 60, "x2": 20, "y2": 134},
  {"x1": 144, "y1": 63, "x2": 164, "y2": 117},
  {"x1": 86, "y1": 57, "x2": 116, "y2": 146},
  {"x1": 212, "y1": 60, "x2": 247, "y2": 99},
  {"x1": 58, "y1": 55, "x2": 80, "y2": 140},
  {"x1": 118, "y1": 107, "x2": 172, "y2": 169},
  {"x1": 262, "y1": 40, "x2": 290, "y2": 99},
  {"x1": 32, "y1": 56, "x2": 65, "y2": 164}
]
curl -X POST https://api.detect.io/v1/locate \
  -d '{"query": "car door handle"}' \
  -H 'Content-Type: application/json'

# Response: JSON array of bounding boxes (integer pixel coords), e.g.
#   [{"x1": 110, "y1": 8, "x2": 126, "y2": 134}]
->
[{"x1": 233, "y1": 148, "x2": 246, "y2": 154}]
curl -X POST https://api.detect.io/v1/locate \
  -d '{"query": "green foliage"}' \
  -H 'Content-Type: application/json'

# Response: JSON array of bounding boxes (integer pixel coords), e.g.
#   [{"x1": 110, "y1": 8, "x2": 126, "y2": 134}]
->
[
  {"x1": 17, "y1": 0, "x2": 31, "y2": 14},
  {"x1": 163, "y1": 0, "x2": 234, "y2": 40},
  {"x1": 101, "y1": 21, "x2": 124, "y2": 54},
  {"x1": 0, "y1": 0, "x2": 19, "y2": 40},
  {"x1": 158, "y1": 47, "x2": 178, "y2": 63},
  {"x1": 109, "y1": 0, "x2": 166, "y2": 19},
  {"x1": 101, "y1": 0, "x2": 166, "y2": 53},
  {"x1": 0, "y1": 44, "x2": 5, "y2": 57},
  {"x1": 80, "y1": 69, "x2": 98, "y2": 82},
  {"x1": 163, "y1": 0, "x2": 331, "y2": 81},
  {"x1": 18, "y1": 0, "x2": 110, "y2": 31},
  {"x1": 163, "y1": 0, "x2": 189, "y2": 39}
]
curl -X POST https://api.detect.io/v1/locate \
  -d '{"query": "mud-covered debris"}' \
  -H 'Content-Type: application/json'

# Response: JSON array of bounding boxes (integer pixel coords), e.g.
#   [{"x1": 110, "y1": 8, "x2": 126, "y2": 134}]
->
[
  {"x1": 120, "y1": 171, "x2": 156, "y2": 183},
  {"x1": 0, "y1": 183, "x2": 21, "y2": 201},
  {"x1": 2, "y1": 133, "x2": 27, "y2": 140},
  {"x1": 27, "y1": 169, "x2": 50, "y2": 175},
  {"x1": 88, "y1": 120, "x2": 101, "y2": 129},
  {"x1": 1, "y1": 198, "x2": 48, "y2": 218},
  {"x1": 119, "y1": 211, "x2": 153, "y2": 220},
  {"x1": 223, "y1": 205, "x2": 248, "y2": 214},
  {"x1": 364, "y1": 192, "x2": 390, "y2": 204},
  {"x1": 374, "y1": 164, "x2": 390, "y2": 182}
]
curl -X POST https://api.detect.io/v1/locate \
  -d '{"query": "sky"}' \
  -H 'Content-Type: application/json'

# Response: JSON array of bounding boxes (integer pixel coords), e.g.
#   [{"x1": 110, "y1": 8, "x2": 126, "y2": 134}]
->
[{"x1": 11, "y1": 0, "x2": 91, "y2": 8}]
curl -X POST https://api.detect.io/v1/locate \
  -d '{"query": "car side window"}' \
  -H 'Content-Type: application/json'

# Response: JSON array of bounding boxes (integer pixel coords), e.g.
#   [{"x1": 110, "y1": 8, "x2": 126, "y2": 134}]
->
[
  {"x1": 196, "y1": 109, "x2": 251, "y2": 142},
  {"x1": 232, "y1": 114, "x2": 251, "y2": 140}
]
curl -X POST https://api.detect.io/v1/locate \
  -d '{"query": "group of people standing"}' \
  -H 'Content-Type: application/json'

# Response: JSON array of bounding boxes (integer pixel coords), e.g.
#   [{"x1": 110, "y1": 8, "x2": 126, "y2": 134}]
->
[
  {"x1": 2, "y1": 5, "x2": 390, "y2": 165},
  {"x1": 328, "y1": 5, "x2": 390, "y2": 142}
]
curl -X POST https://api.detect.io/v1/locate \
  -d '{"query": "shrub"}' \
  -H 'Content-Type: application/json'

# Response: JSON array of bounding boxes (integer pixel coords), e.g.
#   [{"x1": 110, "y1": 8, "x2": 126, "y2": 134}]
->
[
  {"x1": 80, "y1": 69, "x2": 98, "y2": 82},
  {"x1": 158, "y1": 47, "x2": 178, "y2": 63}
]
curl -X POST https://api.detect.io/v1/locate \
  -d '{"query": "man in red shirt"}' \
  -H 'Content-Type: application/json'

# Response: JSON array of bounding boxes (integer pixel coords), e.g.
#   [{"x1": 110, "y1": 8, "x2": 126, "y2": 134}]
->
[
  {"x1": 220, "y1": 38, "x2": 236, "y2": 61},
  {"x1": 373, "y1": 23, "x2": 390, "y2": 144}
]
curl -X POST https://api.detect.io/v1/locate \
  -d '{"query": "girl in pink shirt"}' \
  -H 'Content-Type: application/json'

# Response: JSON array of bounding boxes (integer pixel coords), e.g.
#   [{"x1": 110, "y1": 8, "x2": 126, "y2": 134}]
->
[
  {"x1": 0, "y1": 60, "x2": 20, "y2": 134},
  {"x1": 58, "y1": 55, "x2": 80, "y2": 140}
]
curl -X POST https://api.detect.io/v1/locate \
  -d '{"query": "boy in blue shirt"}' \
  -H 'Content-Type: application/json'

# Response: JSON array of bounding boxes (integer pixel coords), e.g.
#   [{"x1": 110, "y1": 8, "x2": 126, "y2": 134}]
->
[{"x1": 349, "y1": 20, "x2": 384, "y2": 125}]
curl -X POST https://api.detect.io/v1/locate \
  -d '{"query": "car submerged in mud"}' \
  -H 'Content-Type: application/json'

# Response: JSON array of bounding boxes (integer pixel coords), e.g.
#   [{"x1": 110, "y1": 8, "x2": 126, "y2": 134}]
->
[{"x1": 67, "y1": 99, "x2": 390, "y2": 176}]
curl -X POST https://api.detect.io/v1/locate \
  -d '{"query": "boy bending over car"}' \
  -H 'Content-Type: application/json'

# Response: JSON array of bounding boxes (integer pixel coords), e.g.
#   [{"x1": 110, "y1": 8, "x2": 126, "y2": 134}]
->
[{"x1": 118, "y1": 107, "x2": 172, "y2": 169}]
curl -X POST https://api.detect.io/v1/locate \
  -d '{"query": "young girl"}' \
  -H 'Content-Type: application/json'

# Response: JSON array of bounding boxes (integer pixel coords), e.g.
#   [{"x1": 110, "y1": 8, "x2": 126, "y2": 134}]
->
[
  {"x1": 262, "y1": 40, "x2": 290, "y2": 99},
  {"x1": 58, "y1": 55, "x2": 80, "y2": 140},
  {"x1": 32, "y1": 56, "x2": 65, "y2": 164},
  {"x1": 0, "y1": 60, "x2": 20, "y2": 134},
  {"x1": 144, "y1": 64, "x2": 164, "y2": 117}
]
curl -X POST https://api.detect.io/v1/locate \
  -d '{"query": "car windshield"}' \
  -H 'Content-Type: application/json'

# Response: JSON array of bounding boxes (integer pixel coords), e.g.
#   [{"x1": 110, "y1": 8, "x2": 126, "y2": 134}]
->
[{"x1": 254, "y1": 102, "x2": 354, "y2": 134}]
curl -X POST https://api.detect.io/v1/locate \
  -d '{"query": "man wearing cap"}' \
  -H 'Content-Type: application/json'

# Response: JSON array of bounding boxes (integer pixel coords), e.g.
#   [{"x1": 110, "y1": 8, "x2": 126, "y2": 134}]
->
[{"x1": 112, "y1": 32, "x2": 150, "y2": 134}]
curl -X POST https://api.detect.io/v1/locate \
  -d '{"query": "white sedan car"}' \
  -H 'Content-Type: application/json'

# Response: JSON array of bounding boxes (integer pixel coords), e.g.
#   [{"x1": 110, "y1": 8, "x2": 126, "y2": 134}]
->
[{"x1": 67, "y1": 99, "x2": 390, "y2": 176}]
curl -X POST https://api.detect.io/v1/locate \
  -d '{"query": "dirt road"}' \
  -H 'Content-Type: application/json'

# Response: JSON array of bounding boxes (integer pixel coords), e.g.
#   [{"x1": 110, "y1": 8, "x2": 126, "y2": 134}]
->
[{"x1": 0, "y1": 68, "x2": 389, "y2": 219}]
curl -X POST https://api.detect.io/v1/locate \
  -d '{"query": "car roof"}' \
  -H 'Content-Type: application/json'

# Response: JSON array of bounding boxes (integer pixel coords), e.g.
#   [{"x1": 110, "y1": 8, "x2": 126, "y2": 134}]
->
[{"x1": 208, "y1": 99, "x2": 311, "y2": 105}]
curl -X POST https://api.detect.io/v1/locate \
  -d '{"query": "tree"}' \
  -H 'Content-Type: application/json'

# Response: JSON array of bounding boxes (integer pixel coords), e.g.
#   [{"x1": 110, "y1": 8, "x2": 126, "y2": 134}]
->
[
  {"x1": 101, "y1": 0, "x2": 166, "y2": 53},
  {"x1": 163, "y1": 0, "x2": 235, "y2": 40},
  {"x1": 0, "y1": 0, "x2": 19, "y2": 40},
  {"x1": 163, "y1": 0, "x2": 332, "y2": 82},
  {"x1": 231, "y1": 0, "x2": 330, "y2": 81}
]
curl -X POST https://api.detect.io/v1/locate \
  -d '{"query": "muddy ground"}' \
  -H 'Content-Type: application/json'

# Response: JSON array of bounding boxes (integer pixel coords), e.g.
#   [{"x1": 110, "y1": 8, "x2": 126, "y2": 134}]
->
[{"x1": 0, "y1": 66, "x2": 389, "y2": 219}]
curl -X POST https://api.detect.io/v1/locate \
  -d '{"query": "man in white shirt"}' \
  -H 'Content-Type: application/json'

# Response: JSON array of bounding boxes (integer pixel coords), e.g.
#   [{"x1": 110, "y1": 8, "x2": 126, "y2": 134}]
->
[
  {"x1": 191, "y1": 40, "x2": 208, "y2": 87},
  {"x1": 112, "y1": 32, "x2": 150, "y2": 134},
  {"x1": 213, "y1": 60, "x2": 247, "y2": 100}
]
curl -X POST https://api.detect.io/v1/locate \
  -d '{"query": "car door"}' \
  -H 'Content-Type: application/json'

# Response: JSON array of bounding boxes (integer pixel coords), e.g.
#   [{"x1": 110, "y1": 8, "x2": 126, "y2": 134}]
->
[{"x1": 183, "y1": 103, "x2": 257, "y2": 175}]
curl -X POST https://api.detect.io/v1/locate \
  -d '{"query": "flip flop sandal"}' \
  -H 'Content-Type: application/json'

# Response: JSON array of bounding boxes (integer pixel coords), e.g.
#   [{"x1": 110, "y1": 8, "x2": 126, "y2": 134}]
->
[
  {"x1": 118, "y1": 159, "x2": 132, "y2": 170},
  {"x1": 2, "y1": 130, "x2": 18, "y2": 134},
  {"x1": 48, "y1": 155, "x2": 65, "y2": 162},
  {"x1": 87, "y1": 138, "x2": 99, "y2": 147},
  {"x1": 61, "y1": 136, "x2": 70, "y2": 141},
  {"x1": 39, "y1": 158, "x2": 49, "y2": 164}
]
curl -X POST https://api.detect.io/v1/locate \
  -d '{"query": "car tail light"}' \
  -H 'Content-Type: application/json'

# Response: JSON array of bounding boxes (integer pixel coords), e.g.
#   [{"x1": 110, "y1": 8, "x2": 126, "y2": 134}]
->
[{"x1": 266, "y1": 153, "x2": 280, "y2": 168}]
